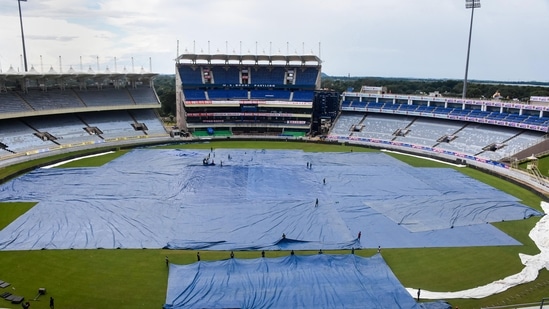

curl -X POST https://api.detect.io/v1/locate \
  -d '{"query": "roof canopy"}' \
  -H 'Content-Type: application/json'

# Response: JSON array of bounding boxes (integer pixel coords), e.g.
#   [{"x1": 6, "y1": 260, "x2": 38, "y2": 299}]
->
[
  {"x1": 0, "y1": 71, "x2": 158, "y2": 82},
  {"x1": 177, "y1": 53, "x2": 321, "y2": 66}
]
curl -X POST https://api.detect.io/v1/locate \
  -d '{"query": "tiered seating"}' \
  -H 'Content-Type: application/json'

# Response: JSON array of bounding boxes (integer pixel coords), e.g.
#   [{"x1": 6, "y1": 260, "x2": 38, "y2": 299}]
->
[
  {"x1": 351, "y1": 101, "x2": 367, "y2": 108},
  {"x1": 487, "y1": 112, "x2": 507, "y2": 120},
  {"x1": 75, "y1": 88, "x2": 134, "y2": 106},
  {"x1": 396, "y1": 104, "x2": 418, "y2": 112},
  {"x1": 354, "y1": 114, "x2": 414, "y2": 139},
  {"x1": 130, "y1": 109, "x2": 168, "y2": 135},
  {"x1": 0, "y1": 119, "x2": 52, "y2": 154},
  {"x1": 499, "y1": 131, "x2": 545, "y2": 157},
  {"x1": 292, "y1": 90, "x2": 314, "y2": 101},
  {"x1": 294, "y1": 67, "x2": 318, "y2": 85},
  {"x1": 379, "y1": 103, "x2": 399, "y2": 111},
  {"x1": 504, "y1": 114, "x2": 528, "y2": 123},
  {"x1": 250, "y1": 89, "x2": 290, "y2": 100},
  {"x1": 80, "y1": 111, "x2": 141, "y2": 139},
  {"x1": 128, "y1": 87, "x2": 159, "y2": 104},
  {"x1": 208, "y1": 89, "x2": 248, "y2": 100},
  {"x1": 365, "y1": 101, "x2": 384, "y2": 109},
  {"x1": 341, "y1": 100, "x2": 353, "y2": 108},
  {"x1": 449, "y1": 109, "x2": 470, "y2": 117},
  {"x1": 415, "y1": 105, "x2": 435, "y2": 113},
  {"x1": 347, "y1": 98, "x2": 549, "y2": 132},
  {"x1": 523, "y1": 116, "x2": 549, "y2": 125},
  {"x1": 25, "y1": 115, "x2": 101, "y2": 146},
  {"x1": 0, "y1": 91, "x2": 33, "y2": 113},
  {"x1": 434, "y1": 124, "x2": 519, "y2": 157},
  {"x1": 432, "y1": 107, "x2": 454, "y2": 114},
  {"x1": 329, "y1": 113, "x2": 365, "y2": 136},
  {"x1": 351, "y1": 101, "x2": 366, "y2": 108},
  {"x1": 17, "y1": 89, "x2": 85, "y2": 110},
  {"x1": 178, "y1": 66, "x2": 203, "y2": 84},
  {"x1": 394, "y1": 118, "x2": 465, "y2": 146},
  {"x1": 250, "y1": 67, "x2": 285, "y2": 84},
  {"x1": 184, "y1": 89, "x2": 207, "y2": 100},
  {"x1": 211, "y1": 67, "x2": 240, "y2": 84},
  {"x1": 332, "y1": 110, "x2": 547, "y2": 160},
  {"x1": 467, "y1": 110, "x2": 491, "y2": 118}
]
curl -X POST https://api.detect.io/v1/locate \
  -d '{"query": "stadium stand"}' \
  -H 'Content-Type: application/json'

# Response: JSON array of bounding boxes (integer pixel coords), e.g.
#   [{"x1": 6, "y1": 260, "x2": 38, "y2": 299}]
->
[
  {"x1": 177, "y1": 66, "x2": 203, "y2": 84},
  {"x1": 183, "y1": 89, "x2": 207, "y2": 100},
  {"x1": 292, "y1": 90, "x2": 315, "y2": 102},
  {"x1": 341, "y1": 90, "x2": 549, "y2": 133},
  {"x1": 329, "y1": 113, "x2": 365, "y2": 136},
  {"x1": 1, "y1": 56, "x2": 547, "y2": 175},
  {"x1": 207, "y1": 89, "x2": 248, "y2": 100},
  {"x1": 175, "y1": 53, "x2": 321, "y2": 136},
  {"x1": 24, "y1": 114, "x2": 102, "y2": 146},
  {"x1": 294, "y1": 67, "x2": 319, "y2": 85},
  {"x1": 0, "y1": 119, "x2": 54, "y2": 154},
  {"x1": 0, "y1": 71, "x2": 167, "y2": 163},
  {"x1": 333, "y1": 88, "x2": 549, "y2": 163},
  {"x1": 393, "y1": 117, "x2": 465, "y2": 147},
  {"x1": 250, "y1": 66, "x2": 286, "y2": 84},
  {"x1": 17, "y1": 89, "x2": 85, "y2": 110},
  {"x1": 354, "y1": 114, "x2": 415, "y2": 140},
  {"x1": 249, "y1": 89, "x2": 291, "y2": 100},
  {"x1": 74, "y1": 88, "x2": 134, "y2": 106},
  {"x1": 210, "y1": 66, "x2": 240, "y2": 84},
  {"x1": 130, "y1": 109, "x2": 169, "y2": 135},
  {"x1": 0, "y1": 91, "x2": 34, "y2": 113},
  {"x1": 128, "y1": 87, "x2": 160, "y2": 105},
  {"x1": 80, "y1": 111, "x2": 144, "y2": 139}
]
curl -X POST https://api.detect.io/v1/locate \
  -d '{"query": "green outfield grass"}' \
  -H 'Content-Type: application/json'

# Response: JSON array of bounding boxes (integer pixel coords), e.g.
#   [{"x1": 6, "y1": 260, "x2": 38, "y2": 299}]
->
[
  {"x1": 0, "y1": 202, "x2": 36, "y2": 230},
  {"x1": 0, "y1": 141, "x2": 547, "y2": 309}
]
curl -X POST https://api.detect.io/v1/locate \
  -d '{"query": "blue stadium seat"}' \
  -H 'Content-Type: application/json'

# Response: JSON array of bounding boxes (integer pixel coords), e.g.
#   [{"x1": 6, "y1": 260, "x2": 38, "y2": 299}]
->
[
  {"x1": 250, "y1": 89, "x2": 291, "y2": 100},
  {"x1": 184, "y1": 89, "x2": 207, "y2": 100},
  {"x1": 179, "y1": 66, "x2": 202, "y2": 84},
  {"x1": 292, "y1": 90, "x2": 314, "y2": 101},
  {"x1": 211, "y1": 67, "x2": 240, "y2": 84},
  {"x1": 250, "y1": 67, "x2": 286, "y2": 84},
  {"x1": 294, "y1": 67, "x2": 319, "y2": 86}
]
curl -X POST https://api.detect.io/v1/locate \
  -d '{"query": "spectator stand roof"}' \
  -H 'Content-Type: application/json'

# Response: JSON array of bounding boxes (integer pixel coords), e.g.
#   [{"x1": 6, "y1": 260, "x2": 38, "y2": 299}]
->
[
  {"x1": 0, "y1": 66, "x2": 158, "y2": 92},
  {"x1": 176, "y1": 53, "x2": 322, "y2": 66}
]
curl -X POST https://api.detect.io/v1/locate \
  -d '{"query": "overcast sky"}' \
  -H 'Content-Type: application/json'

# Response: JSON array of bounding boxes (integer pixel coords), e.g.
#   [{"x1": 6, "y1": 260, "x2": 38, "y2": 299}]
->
[{"x1": 0, "y1": 0, "x2": 547, "y2": 81}]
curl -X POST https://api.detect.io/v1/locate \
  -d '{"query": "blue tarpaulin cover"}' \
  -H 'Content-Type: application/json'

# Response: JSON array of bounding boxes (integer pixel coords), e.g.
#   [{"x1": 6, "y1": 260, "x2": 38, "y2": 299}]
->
[
  {"x1": 0, "y1": 149, "x2": 542, "y2": 250},
  {"x1": 164, "y1": 253, "x2": 424, "y2": 309}
]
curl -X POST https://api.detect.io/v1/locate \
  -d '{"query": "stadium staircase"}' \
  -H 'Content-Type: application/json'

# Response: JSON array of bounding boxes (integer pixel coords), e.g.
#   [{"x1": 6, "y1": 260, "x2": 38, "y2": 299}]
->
[
  {"x1": 20, "y1": 119, "x2": 61, "y2": 145},
  {"x1": 432, "y1": 122, "x2": 469, "y2": 148},
  {"x1": 13, "y1": 91, "x2": 35, "y2": 110},
  {"x1": 128, "y1": 111, "x2": 149, "y2": 135},
  {"x1": 71, "y1": 89, "x2": 88, "y2": 107},
  {"x1": 527, "y1": 164, "x2": 546, "y2": 185}
]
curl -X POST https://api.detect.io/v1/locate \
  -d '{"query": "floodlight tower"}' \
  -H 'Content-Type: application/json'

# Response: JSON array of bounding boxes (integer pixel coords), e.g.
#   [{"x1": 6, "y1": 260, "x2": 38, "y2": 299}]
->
[
  {"x1": 462, "y1": 0, "x2": 480, "y2": 99},
  {"x1": 18, "y1": 0, "x2": 28, "y2": 72}
]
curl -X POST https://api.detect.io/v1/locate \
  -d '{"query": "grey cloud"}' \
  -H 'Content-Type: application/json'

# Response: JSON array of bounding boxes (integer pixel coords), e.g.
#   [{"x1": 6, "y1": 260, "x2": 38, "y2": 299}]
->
[{"x1": 27, "y1": 35, "x2": 78, "y2": 42}]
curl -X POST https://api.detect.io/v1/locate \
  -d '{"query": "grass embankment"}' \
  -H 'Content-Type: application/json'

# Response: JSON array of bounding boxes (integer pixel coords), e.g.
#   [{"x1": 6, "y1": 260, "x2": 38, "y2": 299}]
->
[{"x1": 0, "y1": 141, "x2": 547, "y2": 309}]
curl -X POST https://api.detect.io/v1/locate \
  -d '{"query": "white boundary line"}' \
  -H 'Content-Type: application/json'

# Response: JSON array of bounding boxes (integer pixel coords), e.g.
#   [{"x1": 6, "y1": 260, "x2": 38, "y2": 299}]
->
[
  {"x1": 42, "y1": 151, "x2": 115, "y2": 169},
  {"x1": 380, "y1": 149, "x2": 466, "y2": 167}
]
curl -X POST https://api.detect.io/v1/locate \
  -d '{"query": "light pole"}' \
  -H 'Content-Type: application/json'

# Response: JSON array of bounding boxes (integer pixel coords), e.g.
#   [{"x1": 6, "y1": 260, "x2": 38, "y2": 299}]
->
[
  {"x1": 462, "y1": 0, "x2": 480, "y2": 99},
  {"x1": 18, "y1": 0, "x2": 28, "y2": 72}
]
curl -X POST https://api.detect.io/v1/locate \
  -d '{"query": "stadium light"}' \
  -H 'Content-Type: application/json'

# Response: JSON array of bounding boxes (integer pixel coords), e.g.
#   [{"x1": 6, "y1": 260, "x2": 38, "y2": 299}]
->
[
  {"x1": 17, "y1": 0, "x2": 28, "y2": 72},
  {"x1": 462, "y1": 0, "x2": 480, "y2": 99}
]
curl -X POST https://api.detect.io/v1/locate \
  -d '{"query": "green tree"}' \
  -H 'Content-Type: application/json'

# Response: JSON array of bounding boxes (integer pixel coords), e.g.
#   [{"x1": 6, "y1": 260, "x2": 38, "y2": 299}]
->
[{"x1": 154, "y1": 75, "x2": 176, "y2": 117}]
